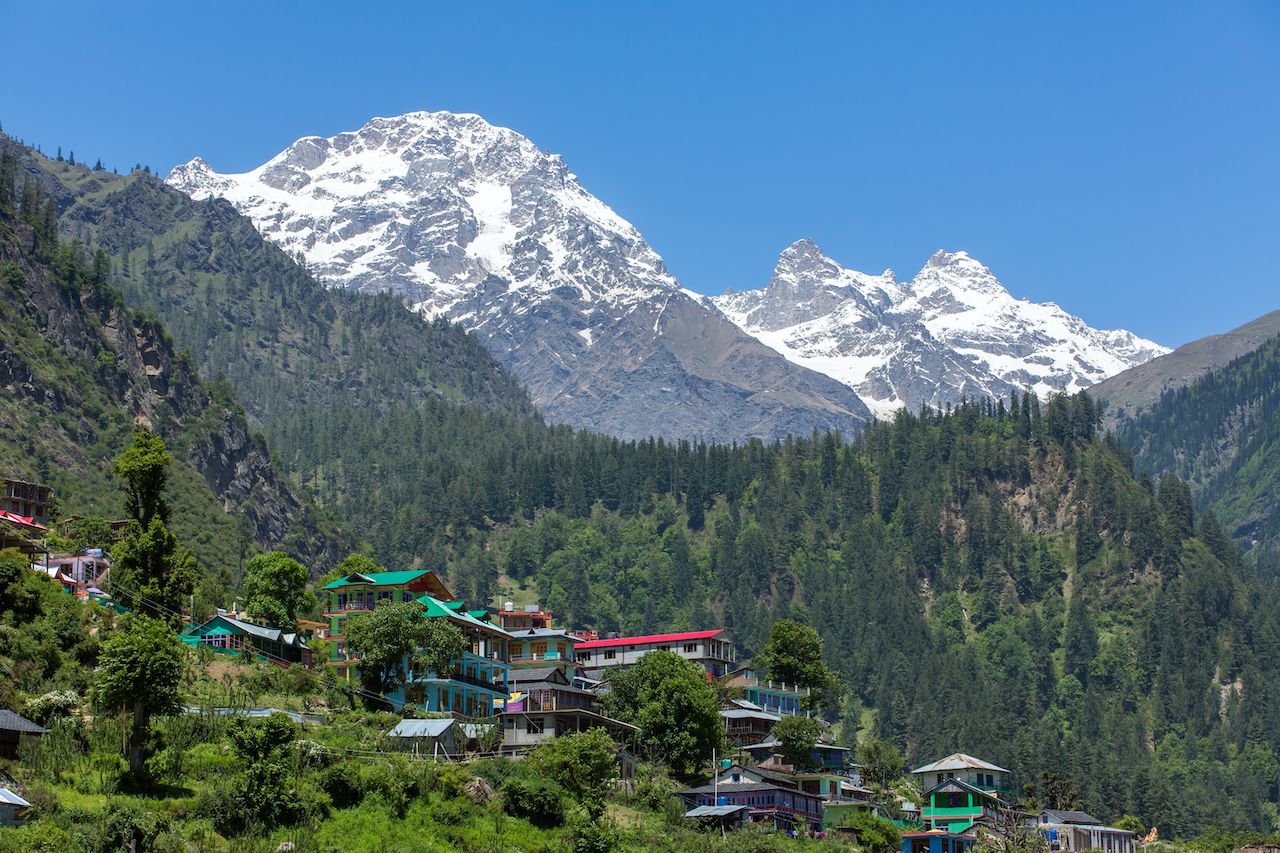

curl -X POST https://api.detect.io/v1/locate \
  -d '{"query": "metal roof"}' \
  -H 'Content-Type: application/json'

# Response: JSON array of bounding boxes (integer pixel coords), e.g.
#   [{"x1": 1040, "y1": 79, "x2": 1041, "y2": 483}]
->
[
  {"x1": 323, "y1": 570, "x2": 432, "y2": 590},
  {"x1": 1041, "y1": 809, "x2": 1101, "y2": 826},
  {"x1": 685, "y1": 804, "x2": 750, "y2": 818},
  {"x1": 509, "y1": 666, "x2": 565, "y2": 684},
  {"x1": 742, "y1": 737, "x2": 848, "y2": 752},
  {"x1": 912, "y1": 753, "x2": 1010, "y2": 774},
  {"x1": 0, "y1": 788, "x2": 31, "y2": 807},
  {"x1": 0, "y1": 710, "x2": 47, "y2": 735},
  {"x1": 720, "y1": 708, "x2": 781, "y2": 721},
  {"x1": 387, "y1": 718, "x2": 455, "y2": 738},
  {"x1": 576, "y1": 629, "x2": 724, "y2": 650}
]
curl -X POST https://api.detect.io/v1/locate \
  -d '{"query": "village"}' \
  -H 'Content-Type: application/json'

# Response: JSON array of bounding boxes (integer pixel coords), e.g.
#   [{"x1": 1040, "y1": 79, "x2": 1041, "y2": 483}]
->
[{"x1": 0, "y1": 473, "x2": 1151, "y2": 852}]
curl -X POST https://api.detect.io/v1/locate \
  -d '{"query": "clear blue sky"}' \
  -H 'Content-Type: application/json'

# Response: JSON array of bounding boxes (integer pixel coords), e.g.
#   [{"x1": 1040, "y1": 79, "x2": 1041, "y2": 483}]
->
[{"x1": 4, "y1": 2, "x2": 1277, "y2": 346}]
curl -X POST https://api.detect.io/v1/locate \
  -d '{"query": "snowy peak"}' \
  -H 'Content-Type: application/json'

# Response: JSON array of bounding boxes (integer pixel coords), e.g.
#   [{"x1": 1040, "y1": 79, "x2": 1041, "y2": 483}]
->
[
  {"x1": 166, "y1": 110, "x2": 871, "y2": 441},
  {"x1": 714, "y1": 243, "x2": 1168, "y2": 418}
]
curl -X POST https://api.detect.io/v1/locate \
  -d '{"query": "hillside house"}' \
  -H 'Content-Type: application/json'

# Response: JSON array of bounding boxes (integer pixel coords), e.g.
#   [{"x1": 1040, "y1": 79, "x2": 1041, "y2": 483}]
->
[
  {"x1": 724, "y1": 665, "x2": 810, "y2": 716},
  {"x1": 0, "y1": 710, "x2": 46, "y2": 760},
  {"x1": 397, "y1": 595, "x2": 512, "y2": 718},
  {"x1": 0, "y1": 788, "x2": 32, "y2": 827},
  {"x1": 1, "y1": 478, "x2": 51, "y2": 523},
  {"x1": 574, "y1": 629, "x2": 736, "y2": 677},
  {"x1": 503, "y1": 666, "x2": 637, "y2": 749},
  {"x1": 35, "y1": 552, "x2": 110, "y2": 599},
  {"x1": 183, "y1": 614, "x2": 312, "y2": 668},
  {"x1": 1034, "y1": 809, "x2": 1136, "y2": 853},
  {"x1": 497, "y1": 602, "x2": 554, "y2": 632},
  {"x1": 713, "y1": 761, "x2": 877, "y2": 827},
  {"x1": 386, "y1": 717, "x2": 458, "y2": 757},
  {"x1": 721, "y1": 699, "x2": 780, "y2": 745},
  {"x1": 911, "y1": 753, "x2": 1010, "y2": 794},
  {"x1": 741, "y1": 737, "x2": 853, "y2": 773},
  {"x1": 0, "y1": 510, "x2": 46, "y2": 557},
  {"x1": 321, "y1": 569, "x2": 454, "y2": 677},
  {"x1": 678, "y1": 778, "x2": 823, "y2": 832},
  {"x1": 508, "y1": 627, "x2": 578, "y2": 670},
  {"x1": 901, "y1": 829, "x2": 979, "y2": 853}
]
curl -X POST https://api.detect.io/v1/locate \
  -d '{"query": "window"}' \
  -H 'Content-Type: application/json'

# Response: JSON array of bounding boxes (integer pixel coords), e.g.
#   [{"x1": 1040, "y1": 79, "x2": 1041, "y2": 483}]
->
[
  {"x1": 684, "y1": 643, "x2": 698, "y2": 653},
  {"x1": 532, "y1": 641, "x2": 548, "y2": 657},
  {"x1": 526, "y1": 718, "x2": 545, "y2": 735},
  {"x1": 604, "y1": 649, "x2": 616, "y2": 660}
]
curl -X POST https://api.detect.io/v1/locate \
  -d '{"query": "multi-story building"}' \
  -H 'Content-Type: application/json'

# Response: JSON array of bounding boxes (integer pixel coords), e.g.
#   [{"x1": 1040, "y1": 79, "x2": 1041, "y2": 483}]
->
[
  {"x1": 34, "y1": 553, "x2": 110, "y2": 599},
  {"x1": 741, "y1": 737, "x2": 853, "y2": 773},
  {"x1": 502, "y1": 667, "x2": 636, "y2": 749},
  {"x1": 1, "y1": 478, "x2": 52, "y2": 524},
  {"x1": 508, "y1": 627, "x2": 578, "y2": 670},
  {"x1": 321, "y1": 569, "x2": 455, "y2": 673},
  {"x1": 721, "y1": 699, "x2": 780, "y2": 745},
  {"x1": 573, "y1": 629, "x2": 736, "y2": 677},
  {"x1": 724, "y1": 665, "x2": 810, "y2": 716},
  {"x1": 496, "y1": 602, "x2": 554, "y2": 633},
  {"x1": 912, "y1": 754, "x2": 1012, "y2": 833},
  {"x1": 398, "y1": 595, "x2": 512, "y2": 719},
  {"x1": 678, "y1": 775, "x2": 824, "y2": 832},
  {"x1": 713, "y1": 762, "x2": 877, "y2": 828}
]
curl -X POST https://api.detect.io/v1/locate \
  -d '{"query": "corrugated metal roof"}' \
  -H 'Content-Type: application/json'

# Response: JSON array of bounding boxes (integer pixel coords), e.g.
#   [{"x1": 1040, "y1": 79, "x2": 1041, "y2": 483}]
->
[
  {"x1": 720, "y1": 708, "x2": 781, "y2": 721},
  {"x1": 911, "y1": 753, "x2": 1010, "y2": 774},
  {"x1": 0, "y1": 710, "x2": 47, "y2": 735},
  {"x1": 387, "y1": 718, "x2": 454, "y2": 738},
  {"x1": 576, "y1": 628, "x2": 723, "y2": 650},
  {"x1": 685, "y1": 804, "x2": 750, "y2": 817},
  {"x1": 0, "y1": 788, "x2": 31, "y2": 807}
]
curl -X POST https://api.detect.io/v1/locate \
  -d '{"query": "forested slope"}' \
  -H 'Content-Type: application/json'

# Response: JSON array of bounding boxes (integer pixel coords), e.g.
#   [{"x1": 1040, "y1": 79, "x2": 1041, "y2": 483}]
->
[
  {"x1": 1, "y1": 136, "x2": 532, "y2": 425},
  {"x1": 0, "y1": 151, "x2": 350, "y2": 596},
  {"x1": 1119, "y1": 334, "x2": 1280, "y2": 576}
]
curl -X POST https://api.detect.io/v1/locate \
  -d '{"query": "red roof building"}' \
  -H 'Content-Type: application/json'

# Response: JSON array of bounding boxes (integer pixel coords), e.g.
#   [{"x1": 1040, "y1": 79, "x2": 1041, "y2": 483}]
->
[{"x1": 574, "y1": 629, "x2": 735, "y2": 677}]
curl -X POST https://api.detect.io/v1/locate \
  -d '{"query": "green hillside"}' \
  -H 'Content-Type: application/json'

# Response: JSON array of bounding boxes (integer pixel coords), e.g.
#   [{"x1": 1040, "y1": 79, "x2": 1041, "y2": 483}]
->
[
  {"x1": 0, "y1": 148, "x2": 349, "y2": 595},
  {"x1": 1119, "y1": 334, "x2": 1280, "y2": 577}
]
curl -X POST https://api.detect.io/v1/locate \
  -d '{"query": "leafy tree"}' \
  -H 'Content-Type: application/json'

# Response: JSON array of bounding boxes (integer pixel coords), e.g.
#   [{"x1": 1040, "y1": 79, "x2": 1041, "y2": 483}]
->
[
  {"x1": 842, "y1": 810, "x2": 902, "y2": 853},
  {"x1": 110, "y1": 431, "x2": 195, "y2": 621},
  {"x1": 215, "y1": 713, "x2": 305, "y2": 835},
  {"x1": 529, "y1": 728, "x2": 618, "y2": 818},
  {"x1": 755, "y1": 619, "x2": 841, "y2": 710},
  {"x1": 114, "y1": 429, "x2": 172, "y2": 526},
  {"x1": 857, "y1": 736, "x2": 905, "y2": 790},
  {"x1": 604, "y1": 649, "x2": 721, "y2": 779},
  {"x1": 241, "y1": 551, "x2": 309, "y2": 626},
  {"x1": 771, "y1": 714, "x2": 822, "y2": 770},
  {"x1": 342, "y1": 601, "x2": 465, "y2": 703},
  {"x1": 95, "y1": 615, "x2": 184, "y2": 776}
]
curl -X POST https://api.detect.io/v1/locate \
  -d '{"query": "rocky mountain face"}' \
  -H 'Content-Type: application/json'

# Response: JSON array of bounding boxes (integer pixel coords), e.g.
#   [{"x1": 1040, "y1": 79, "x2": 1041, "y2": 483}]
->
[
  {"x1": 167, "y1": 111, "x2": 870, "y2": 441},
  {"x1": 714, "y1": 239, "x2": 1169, "y2": 419}
]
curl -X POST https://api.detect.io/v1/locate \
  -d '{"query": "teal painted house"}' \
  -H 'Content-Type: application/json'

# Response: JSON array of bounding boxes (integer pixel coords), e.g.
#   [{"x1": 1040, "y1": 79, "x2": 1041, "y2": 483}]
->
[
  {"x1": 184, "y1": 615, "x2": 311, "y2": 668},
  {"x1": 395, "y1": 595, "x2": 512, "y2": 718}
]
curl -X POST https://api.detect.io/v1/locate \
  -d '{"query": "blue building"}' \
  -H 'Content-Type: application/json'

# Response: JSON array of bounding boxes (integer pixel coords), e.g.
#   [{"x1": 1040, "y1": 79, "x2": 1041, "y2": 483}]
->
[{"x1": 393, "y1": 595, "x2": 512, "y2": 718}]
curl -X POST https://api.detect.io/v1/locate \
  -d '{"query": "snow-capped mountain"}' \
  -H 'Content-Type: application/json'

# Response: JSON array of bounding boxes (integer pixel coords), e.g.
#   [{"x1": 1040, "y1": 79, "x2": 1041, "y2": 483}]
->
[
  {"x1": 167, "y1": 111, "x2": 870, "y2": 441},
  {"x1": 714, "y1": 240, "x2": 1168, "y2": 419}
]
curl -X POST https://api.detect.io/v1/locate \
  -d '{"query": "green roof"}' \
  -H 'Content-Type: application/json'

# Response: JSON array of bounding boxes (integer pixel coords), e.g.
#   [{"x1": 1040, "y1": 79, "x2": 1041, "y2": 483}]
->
[
  {"x1": 417, "y1": 595, "x2": 512, "y2": 638},
  {"x1": 323, "y1": 570, "x2": 430, "y2": 590}
]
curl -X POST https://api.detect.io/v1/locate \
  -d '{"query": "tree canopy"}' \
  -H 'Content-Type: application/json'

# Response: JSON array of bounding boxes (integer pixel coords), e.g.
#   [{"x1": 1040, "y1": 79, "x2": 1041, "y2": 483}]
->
[{"x1": 604, "y1": 649, "x2": 722, "y2": 779}]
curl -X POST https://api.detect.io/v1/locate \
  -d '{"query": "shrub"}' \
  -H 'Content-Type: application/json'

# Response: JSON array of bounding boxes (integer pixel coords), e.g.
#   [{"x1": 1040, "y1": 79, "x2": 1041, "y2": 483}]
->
[
  {"x1": 0, "y1": 822, "x2": 77, "y2": 853},
  {"x1": 319, "y1": 760, "x2": 366, "y2": 809},
  {"x1": 501, "y1": 771, "x2": 568, "y2": 828}
]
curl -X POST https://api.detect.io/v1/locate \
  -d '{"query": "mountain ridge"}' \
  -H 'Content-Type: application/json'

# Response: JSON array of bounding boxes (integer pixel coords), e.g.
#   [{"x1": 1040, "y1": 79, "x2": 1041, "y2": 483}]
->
[{"x1": 715, "y1": 238, "x2": 1168, "y2": 418}]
